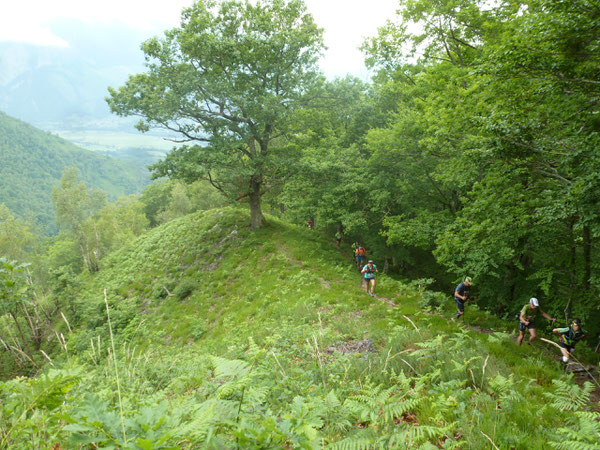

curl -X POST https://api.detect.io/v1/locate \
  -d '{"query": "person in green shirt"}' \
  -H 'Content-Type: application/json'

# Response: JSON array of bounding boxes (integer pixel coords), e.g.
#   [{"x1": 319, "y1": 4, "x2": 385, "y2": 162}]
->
[
  {"x1": 351, "y1": 241, "x2": 359, "y2": 264},
  {"x1": 517, "y1": 297, "x2": 556, "y2": 345},
  {"x1": 552, "y1": 318, "x2": 586, "y2": 364},
  {"x1": 335, "y1": 231, "x2": 343, "y2": 248}
]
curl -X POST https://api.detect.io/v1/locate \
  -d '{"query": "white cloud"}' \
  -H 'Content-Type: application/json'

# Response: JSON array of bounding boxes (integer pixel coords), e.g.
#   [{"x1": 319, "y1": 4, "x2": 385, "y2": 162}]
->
[
  {"x1": 304, "y1": 0, "x2": 398, "y2": 78},
  {"x1": 0, "y1": 0, "x2": 399, "y2": 77},
  {"x1": 0, "y1": 0, "x2": 194, "y2": 46}
]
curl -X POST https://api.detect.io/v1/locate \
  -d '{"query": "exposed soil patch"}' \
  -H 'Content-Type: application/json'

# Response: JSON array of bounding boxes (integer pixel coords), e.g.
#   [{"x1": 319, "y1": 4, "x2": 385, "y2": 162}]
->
[
  {"x1": 317, "y1": 305, "x2": 334, "y2": 314},
  {"x1": 376, "y1": 295, "x2": 396, "y2": 308},
  {"x1": 466, "y1": 324, "x2": 493, "y2": 335},
  {"x1": 325, "y1": 338, "x2": 378, "y2": 356},
  {"x1": 347, "y1": 310, "x2": 364, "y2": 320}
]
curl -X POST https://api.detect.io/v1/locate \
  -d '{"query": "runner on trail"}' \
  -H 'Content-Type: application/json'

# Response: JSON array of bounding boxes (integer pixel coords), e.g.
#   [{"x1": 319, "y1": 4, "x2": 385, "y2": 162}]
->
[
  {"x1": 361, "y1": 260, "x2": 378, "y2": 296},
  {"x1": 351, "y1": 241, "x2": 359, "y2": 263},
  {"x1": 335, "y1": 231, "x2": 343, "y2": 248},
  {"x1": 453, "y1": 277, "x2": 472, "y2": 320},
  {"x1": 552, "y1": 318, "x2": 586, "y2": 364},
  {"x1": 355, "y1": 245, "x2": 366, "y2": 270},
  {"x1": 517, "y1": 297, "x2": 556, "y2": 345},
  {"x1": 307, "y1": 219, "x2": 313, "y2": 230}
]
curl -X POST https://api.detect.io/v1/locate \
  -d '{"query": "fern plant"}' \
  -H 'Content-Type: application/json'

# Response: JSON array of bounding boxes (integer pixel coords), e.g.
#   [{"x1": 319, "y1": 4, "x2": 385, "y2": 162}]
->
[
  {"x1": 0, "y1": 369, "x2": 80, "y2": 448},
  {"x1": 549, "y1": 411, "x2": 600, "y2": 449},
  {"x1": 544, "y1": 378, "x2": 594, "y2": 412}
]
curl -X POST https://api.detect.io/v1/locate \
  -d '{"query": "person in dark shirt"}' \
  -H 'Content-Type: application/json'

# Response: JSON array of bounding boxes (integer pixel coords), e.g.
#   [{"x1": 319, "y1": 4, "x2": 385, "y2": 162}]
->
[
  {"x1": 553, "y1": 318, "x2": 586, "y2": 364},
  {"x1": 453, "y1": 277, "x2": 472, "y2": 320}
]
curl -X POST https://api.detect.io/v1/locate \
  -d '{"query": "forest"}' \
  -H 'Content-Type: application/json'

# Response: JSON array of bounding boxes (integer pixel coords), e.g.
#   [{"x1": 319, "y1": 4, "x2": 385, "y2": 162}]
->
[
  {"x1": 0, "y1": 111, "x2": 148, "y2": 232},
  {"x1": 0, "y1": 0, "x2": 599, "y2": 447},
  {"x1": 106, "y1": 0, "x2": 600, "y2": 333}
]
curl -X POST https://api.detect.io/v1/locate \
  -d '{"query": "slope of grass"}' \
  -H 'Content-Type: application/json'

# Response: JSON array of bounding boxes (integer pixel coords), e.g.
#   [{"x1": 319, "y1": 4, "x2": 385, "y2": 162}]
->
[{"x1": 1, "y1": 208, "x2": 598, "y2": 448}]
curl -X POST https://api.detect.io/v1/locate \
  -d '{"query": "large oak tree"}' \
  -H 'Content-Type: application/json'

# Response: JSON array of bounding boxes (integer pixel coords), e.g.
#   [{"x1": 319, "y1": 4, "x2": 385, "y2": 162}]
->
[{"x1": 107, "y1": 0, "x2": 324, "y2": 229}]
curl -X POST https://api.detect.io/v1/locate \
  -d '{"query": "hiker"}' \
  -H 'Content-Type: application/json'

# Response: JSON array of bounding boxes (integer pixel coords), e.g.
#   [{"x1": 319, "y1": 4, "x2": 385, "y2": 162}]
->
[
  {"x1": 553, "y1": 318, "x2": 586, "y2": 364},
  {"x1": 351, "y1": 241, "x2": 359, "y2": 263},
  {"x1": 361, "y1": 260, "x2": 378, "y2": 296},
  {"x1": 307, "y1": 219, "x2": 313, "y2": 230},
  {"x1": 517, "y1": 297, "x2": 556, "y2": 345},
  {"x1": 453, "y1": 277, "x2": 472, "y2": 320},
  {"x1": 335, "y1": 231, "x2": 343, "y2": 247},
  {"x1": 355, "y1": 245, "x2": 366, "y2": 270}
]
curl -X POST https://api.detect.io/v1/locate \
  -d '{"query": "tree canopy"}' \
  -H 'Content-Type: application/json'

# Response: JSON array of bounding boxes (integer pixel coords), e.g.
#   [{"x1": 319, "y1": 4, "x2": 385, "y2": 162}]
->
[{"x1": 108, "y1": 0, "x2": 325, "y2": 229}]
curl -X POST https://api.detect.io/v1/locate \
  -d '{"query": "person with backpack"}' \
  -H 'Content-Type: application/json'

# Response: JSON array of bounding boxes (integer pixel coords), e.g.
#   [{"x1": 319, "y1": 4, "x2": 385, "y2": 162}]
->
[
  {"x1": 453, "y1": 277, "x2": 472, "y2": 320},
  {"x1": 356, "y1": 245, "x2": 366, "y2": 270},
  {"x1": 517, "y1": 297, "x2": 556, "y2": 345},
  {"x1": 361, "y1": 260, "x2": 378, "y2": 296},
  {"x1": 306, "y1": 219, "x2": 313, "y2": 230},
  {"x1": 553, "y1": 318, "x2": 586, "y2": 364},
  {"x1": 335, "y1": 231, "x2": 343, "y2": 248}
]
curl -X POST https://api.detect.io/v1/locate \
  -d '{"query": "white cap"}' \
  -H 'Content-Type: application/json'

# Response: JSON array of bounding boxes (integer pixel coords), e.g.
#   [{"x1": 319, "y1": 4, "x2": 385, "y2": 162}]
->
[{"x1": 529, "y1": 297, "x2": 539, "y2": 307}]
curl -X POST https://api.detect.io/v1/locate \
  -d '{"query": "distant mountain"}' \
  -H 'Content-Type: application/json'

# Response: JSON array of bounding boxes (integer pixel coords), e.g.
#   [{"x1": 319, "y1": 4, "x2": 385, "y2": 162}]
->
[
  {"x1": 0, "y1": 111, "x2": 149, "y2": 232},
  {"x1": 0, "y1": 20, "x2": 149, "y2": 130}
]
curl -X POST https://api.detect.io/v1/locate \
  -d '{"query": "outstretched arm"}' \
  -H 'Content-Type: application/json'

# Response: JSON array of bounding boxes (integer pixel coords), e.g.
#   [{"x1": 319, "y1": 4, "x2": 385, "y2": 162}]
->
[{"x1": 541, "y1": 310, "x2": 556, "y2": 322}]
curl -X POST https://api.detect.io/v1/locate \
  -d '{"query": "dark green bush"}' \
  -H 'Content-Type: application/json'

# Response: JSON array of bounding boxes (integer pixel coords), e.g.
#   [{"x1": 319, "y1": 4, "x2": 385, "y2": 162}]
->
[{"x1": 173, "y1": 278, "x2": 199, "y2": 300}]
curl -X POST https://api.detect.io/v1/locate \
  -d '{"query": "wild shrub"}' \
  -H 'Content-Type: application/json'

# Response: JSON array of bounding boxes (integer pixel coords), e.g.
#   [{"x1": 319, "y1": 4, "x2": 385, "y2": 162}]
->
[{"x1": 172, "y1": 278, "x2": 199, "y2": 300}]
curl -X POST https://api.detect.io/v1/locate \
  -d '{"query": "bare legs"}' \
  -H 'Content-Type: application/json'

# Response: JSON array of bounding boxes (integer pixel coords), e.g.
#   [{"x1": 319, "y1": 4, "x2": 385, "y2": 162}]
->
[{"x1": 517, "y1": 328, "x2": 537, "y2": 345}]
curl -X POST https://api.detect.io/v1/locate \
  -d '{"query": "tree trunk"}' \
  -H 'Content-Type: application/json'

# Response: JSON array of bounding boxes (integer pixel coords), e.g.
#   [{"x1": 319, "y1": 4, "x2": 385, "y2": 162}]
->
[
  {"x1": 583, "y1": 225, "x2": 591, "y2": 290},
  {"x1": 564, "y1": 219, "x2": 577, "y2": 322},
  {"x1": 21, "y1": 302, "x2": 41, "y2": 351},
  {"x1": 9, "y1": 311, "x2": 33, "y2": 361},
  {"x1": 249, "y1": 178, "x2": 265, "y2": 230}
]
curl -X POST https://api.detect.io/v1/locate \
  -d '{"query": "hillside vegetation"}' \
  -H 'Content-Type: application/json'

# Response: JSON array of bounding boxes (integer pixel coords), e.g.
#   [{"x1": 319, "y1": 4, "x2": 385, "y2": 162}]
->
[
  {"x1": 0, "y1": 111, "x2": 148, "y2": 231},
  {"x1": 1, "y1": 208, "x2": 597, "y2": 448}
]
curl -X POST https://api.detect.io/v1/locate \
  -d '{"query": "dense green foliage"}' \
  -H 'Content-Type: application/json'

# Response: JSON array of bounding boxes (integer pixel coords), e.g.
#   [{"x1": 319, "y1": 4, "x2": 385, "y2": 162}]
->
[
  {"x1": 0, "y1": 170, "x2": 226, "y2": 379},
  {"x1": 1, "y1": 0, "x2": 599, "y2": 447},
  {"x1": 272, "y1": 0, "x2": 600, "y2": 340},
  {"x1": 0, "y1": 111, "x2": 149, "y2": 232},
  {"x1": 1, "y1": 208, "x2": 597, "y2": 448}
]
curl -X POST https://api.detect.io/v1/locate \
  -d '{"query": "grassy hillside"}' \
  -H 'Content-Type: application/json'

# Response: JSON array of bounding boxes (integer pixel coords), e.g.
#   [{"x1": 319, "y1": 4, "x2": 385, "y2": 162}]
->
[
  {"x1": 2, "y1": 208, "x2": 598, "y2": 448},
  {"x1": 0, "y1": 111, "x2": 148, "y2": 231}
]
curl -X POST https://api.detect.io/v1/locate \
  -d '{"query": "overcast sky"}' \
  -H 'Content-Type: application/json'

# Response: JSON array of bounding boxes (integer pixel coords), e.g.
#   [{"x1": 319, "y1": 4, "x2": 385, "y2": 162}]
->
[{"x1": 0, "y1": 0, "x2": 400, "y2": 79}]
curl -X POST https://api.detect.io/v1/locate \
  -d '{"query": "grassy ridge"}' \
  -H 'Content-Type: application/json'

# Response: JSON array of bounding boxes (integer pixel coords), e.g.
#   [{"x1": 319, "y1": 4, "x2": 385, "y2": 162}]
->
[{"x1": 2, "y1": 208, "x2": 598, "y2": 448}]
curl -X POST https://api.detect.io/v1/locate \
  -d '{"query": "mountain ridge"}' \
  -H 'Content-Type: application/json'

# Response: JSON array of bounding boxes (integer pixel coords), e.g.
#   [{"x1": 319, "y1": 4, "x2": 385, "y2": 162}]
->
[{"x1": 0, "y1": 110, "x2": 149, "y2": 231}]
